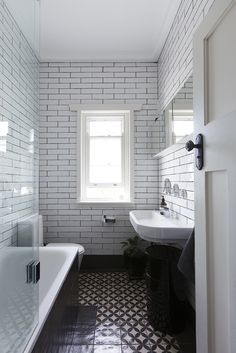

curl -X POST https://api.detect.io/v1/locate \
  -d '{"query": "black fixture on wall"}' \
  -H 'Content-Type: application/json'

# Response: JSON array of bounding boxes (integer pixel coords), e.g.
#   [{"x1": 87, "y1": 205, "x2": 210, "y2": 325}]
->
[{"x1": 185, "y1": 134, "x2": 204, "y2": 170}]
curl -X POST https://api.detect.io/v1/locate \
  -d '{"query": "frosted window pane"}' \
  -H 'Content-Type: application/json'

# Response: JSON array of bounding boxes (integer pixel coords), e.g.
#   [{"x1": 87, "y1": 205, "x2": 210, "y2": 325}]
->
[
  {"x1": 89, "y1": 137, "x2": 122, "y2": 184},
  {"x1": 86, "y1": 186, "x2": 127, "y2": 201},
  {"x1": 89, "y1": 119, "x2": 123, "y2": 136}
]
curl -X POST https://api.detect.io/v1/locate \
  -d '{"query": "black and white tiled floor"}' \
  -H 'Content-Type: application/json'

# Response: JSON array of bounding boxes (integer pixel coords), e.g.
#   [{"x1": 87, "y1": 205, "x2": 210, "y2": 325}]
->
[{"x1": 76, "y1": 272, "x2": 181, "y2": 353}]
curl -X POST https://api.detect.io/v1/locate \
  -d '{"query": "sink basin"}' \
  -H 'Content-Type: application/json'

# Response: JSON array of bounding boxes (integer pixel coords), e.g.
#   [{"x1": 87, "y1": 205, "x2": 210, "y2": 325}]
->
[{"x1": 129, "y1": 210, "x2": 193, "y2": 243}]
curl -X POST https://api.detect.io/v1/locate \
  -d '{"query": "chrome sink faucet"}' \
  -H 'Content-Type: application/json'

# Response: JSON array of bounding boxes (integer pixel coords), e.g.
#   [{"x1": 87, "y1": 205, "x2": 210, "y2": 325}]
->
[{"x1": 160, "y1": 207, "x2": 170, "y2": 216}]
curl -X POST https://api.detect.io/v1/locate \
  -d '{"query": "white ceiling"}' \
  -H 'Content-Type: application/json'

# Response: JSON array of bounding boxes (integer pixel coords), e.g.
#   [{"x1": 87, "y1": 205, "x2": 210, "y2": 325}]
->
[{"x1": 40, "y1": 0, "x2": 181, "y2": 62}]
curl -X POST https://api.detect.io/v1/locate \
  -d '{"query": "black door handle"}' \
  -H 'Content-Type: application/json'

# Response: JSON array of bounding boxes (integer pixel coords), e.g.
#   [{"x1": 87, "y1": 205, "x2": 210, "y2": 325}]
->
[
  {"x1": 185, "y1": 140, "x2": 200, "y2": 151},
  {"x1": 185, "y1": 134, "x2": 204, "y2": 170}
]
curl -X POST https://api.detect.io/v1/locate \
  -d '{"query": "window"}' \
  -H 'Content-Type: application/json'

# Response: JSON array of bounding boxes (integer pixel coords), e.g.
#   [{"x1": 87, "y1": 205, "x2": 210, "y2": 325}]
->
[{"x1": 79, "y1": 110, "x2": 133, "y2": 203}]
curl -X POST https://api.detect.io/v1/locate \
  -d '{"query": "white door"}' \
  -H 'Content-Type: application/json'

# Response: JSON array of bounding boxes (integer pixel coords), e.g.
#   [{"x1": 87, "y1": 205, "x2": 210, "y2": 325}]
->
[{"x1": 194, "y1": 0, "x2": 236, "y2": 352}]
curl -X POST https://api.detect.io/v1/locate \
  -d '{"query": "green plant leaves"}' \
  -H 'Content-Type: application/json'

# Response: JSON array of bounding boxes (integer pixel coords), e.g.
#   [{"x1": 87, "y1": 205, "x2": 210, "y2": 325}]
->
[{"x1": 121, "y1": 235, "x2": 145, "y2": 257}]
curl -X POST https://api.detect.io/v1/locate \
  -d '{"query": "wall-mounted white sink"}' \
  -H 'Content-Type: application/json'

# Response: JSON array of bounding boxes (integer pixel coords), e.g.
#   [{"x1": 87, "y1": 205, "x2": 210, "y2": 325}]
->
[{"x1": 129, "y1": 210, "x2": 193, "y2": 243}]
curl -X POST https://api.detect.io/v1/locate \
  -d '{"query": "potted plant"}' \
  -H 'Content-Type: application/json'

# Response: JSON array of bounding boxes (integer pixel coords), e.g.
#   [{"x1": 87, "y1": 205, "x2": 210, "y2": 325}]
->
[{"x1": 121, "y1": 235, "x2": 147, "y2": 280}]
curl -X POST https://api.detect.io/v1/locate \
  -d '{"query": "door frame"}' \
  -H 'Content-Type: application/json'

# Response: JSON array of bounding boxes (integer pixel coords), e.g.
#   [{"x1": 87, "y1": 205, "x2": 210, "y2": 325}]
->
[{"x1": 193, "y1": 0, "x2": 236, "y2": 352}]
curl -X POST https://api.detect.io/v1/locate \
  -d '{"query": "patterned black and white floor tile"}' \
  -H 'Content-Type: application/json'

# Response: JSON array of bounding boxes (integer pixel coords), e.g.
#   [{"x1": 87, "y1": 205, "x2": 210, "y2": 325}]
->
[{"x1": 77, "y1": 272, "x2": 181, "y2": 353}]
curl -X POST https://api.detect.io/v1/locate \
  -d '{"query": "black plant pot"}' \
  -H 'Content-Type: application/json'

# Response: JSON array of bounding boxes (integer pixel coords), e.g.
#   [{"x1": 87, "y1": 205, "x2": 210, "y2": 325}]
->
[
  {"x1": 123, "y1": 251, "x2": 130, "y2": 269},
  {"x1": 124, "y1": 253, "x2": 147, "y2": 280}
]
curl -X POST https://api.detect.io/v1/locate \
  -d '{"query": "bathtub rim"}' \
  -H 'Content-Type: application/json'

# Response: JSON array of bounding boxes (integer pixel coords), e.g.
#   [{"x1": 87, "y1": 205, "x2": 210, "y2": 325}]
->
[{"x1": 23, "y1": 246, "x2": 78, "y2": 353}]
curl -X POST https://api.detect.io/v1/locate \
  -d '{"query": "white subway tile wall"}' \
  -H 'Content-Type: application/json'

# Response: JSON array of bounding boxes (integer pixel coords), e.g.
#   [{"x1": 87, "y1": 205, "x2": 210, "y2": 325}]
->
[
  {"x1": 39, "y1": 62, "x2": 163, "y2": 254},
  {"x1": 157, "y1": 0, "x2": 215, "y2": 225},
  {"x1": 158, "y1": 145, "x2": 194, "y2": 224},
  {"x1": 173, "y1": 75, "x2": 193, "y2": 105},
  {"x1": 0, "y1": 1, "x2": 39, "y2": 248},
  {"x1": 0, "y1": 0, "x2": 217, "y2": 254},
  {"x1": 158, "y1": 0, "x2": 215, "y2": 111}
]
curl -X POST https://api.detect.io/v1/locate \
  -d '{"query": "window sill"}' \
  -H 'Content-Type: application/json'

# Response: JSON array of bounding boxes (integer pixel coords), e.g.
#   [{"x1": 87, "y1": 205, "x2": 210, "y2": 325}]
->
[{"x1": 77, "y1": 200, "x2": 134, "y2": 207}]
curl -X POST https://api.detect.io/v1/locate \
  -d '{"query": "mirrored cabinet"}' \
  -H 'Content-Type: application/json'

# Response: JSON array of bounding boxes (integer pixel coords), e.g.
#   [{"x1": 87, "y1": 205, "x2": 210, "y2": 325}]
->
[{"x1": 164, "y1": 75, "x2": 193, "y2": 148}]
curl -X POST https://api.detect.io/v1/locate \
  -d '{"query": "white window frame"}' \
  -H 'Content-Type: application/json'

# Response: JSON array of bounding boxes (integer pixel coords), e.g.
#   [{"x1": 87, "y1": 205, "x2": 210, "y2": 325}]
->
[{"x1": 71, "y1": 104, "x2": 141, "y2": 205}]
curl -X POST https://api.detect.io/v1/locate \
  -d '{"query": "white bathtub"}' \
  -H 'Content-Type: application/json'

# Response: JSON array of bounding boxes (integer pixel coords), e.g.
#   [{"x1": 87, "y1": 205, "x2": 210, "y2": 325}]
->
[{"x1": 24, "y1": 246, "x2": 78, "y2": 353}]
